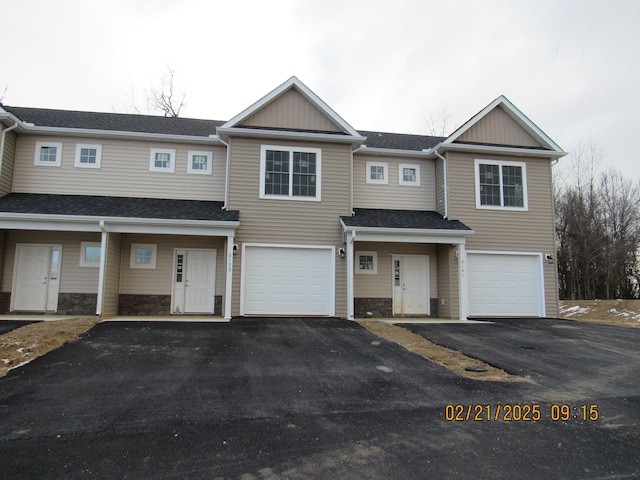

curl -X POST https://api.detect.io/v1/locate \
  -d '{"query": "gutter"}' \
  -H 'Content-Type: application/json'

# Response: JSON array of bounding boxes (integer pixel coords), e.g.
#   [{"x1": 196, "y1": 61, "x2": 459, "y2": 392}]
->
[
  {"x1": 0, "y1": 121, "x2": 19, "y2": 180},
  {"x1": 217, "y1": 136, "x2": 230, "y2": 210}
]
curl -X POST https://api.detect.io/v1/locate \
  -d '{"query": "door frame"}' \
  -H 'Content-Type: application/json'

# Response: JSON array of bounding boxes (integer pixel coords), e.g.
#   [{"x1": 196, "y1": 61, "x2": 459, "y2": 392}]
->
[
  {"x1": 11, "y1": 243, "x2": 63, "y2": 312},
  {"x1": 171, "y1": 248, "x2": 217, "y2": 314},
  {"x1": 392, "y1": 254, "x2": 430, "y2": 316}
]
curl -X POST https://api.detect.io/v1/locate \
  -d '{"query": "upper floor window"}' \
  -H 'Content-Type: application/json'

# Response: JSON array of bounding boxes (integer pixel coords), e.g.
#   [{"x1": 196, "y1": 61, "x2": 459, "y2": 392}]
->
[
  {"x1": 34, "y1": 142, "x2": 63, "y2": 167},
  {"x1": 75, "y1": 144, "x2": 102, "y2": 168},
  {"x1": 399, "y1": 163, "x2": 420, "y2": 186},
  {"x1": 366, "y1": 161, "x2": 388, "y2": 184},
  {"x1": 260, "y1": 145, "x2": 322, "y2": 201},
  {"x1": 149, "y1": 148, "x2": 176, "y2": 173},
  {"x1": 187, "y1": 150, "x2": 212, "y2": 175},
  {"x1": 475, "y1": 159, "x2": 528, "y2": 210}
]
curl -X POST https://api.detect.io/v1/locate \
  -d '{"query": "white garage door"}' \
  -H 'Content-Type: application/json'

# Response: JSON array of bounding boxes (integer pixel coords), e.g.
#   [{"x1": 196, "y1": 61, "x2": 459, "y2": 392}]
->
[
  {"x1": 242, "y1": 245, "x2": 335, "y2": 316},
  {"x1": 468, "y1": 253, "x2": 544, "y2": 317}
]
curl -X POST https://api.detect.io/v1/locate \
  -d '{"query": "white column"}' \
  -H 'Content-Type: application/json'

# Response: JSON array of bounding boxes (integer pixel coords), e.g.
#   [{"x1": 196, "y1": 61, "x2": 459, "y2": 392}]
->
[
  {"x1": 346, "y1": 231, "x2": 355, "y2": 320},
  {"x1": 224, "y1": 235, "x2": 234, "y2": 320},
  {"x1": 458, "y1": 242, "x2": 468, "y2": 320},
  {"x1": 96, "y1": 228, "x2": 108, "y2": 317}
]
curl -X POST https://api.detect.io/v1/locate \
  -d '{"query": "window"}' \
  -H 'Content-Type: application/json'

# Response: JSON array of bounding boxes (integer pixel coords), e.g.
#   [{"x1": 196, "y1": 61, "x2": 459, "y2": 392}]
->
[
  {"x1": 260, "y1": 145, "x2": 322, "y2": 200},
  {"x1": 366, "y1": 161, "x2": 388, "y2": 184},
  {"x1": 130, "y1": 243, "x2": 157, "y2": 269},
  {"x1": 356, "y1": 251, "x2": 377, "y2": 274},
  {"x1": 149, "y1": 148, "x2": 176, "y2": 173},
  {"x1": 80, "y1": 242, "x2": 101, "y2": 267},
  {"x1": 34, "y1": 142, "x2": 63, "y2": 166},
  {"x1": 74, "y1": 144, "x2": 102, "y2": 168},
  {"x1": 187, "y1": 150, "x2": 213, "y2": 174},
  {"x1": 399, "y1": 163, "x2": 420, "y2": 186},
  {"x1": 475, "y1": 159, "x2": 528, "y2": 210}
]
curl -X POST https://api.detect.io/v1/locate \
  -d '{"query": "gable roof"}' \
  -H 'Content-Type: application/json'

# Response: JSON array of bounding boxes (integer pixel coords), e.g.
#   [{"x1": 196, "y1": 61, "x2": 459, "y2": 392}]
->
[
  {"x1": 341, "y1": 208, "x2": 471, "y2": 231},
  {"x1": 220, "y1": 76, "x2": 362, "y2": 138},
  {"x1": 444, "y1": 95, "x2": 564, "y2": 153}
]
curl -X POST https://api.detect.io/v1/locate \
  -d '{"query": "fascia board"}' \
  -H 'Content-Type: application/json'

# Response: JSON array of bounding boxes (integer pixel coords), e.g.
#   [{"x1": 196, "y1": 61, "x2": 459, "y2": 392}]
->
[
  {"x1": 221, "y1": 76, "x2": 361, "y2": 137},
  {"x1": 444, "y1": 95, "x2": 564, "y2": 153},
  {"x1": 18, "y1": 124, "x2": 223, "y2": 145},
  {"x1": 217, "y1": 126, "x2": 366, "y2": 145},
  {"x1": 355, "y1": 146, "x2": 431, "y2": 159},
  {"x1": 438, "y1": 142, "x2": 567, "y2": 158},
  {"x1": 0, "y1": 111, "x2": 23, "y2": 127}
]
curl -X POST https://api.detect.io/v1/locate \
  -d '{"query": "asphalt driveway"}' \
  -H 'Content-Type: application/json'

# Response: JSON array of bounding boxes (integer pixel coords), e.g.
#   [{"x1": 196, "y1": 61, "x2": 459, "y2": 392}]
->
[
  {"x1": 0, "y1": 320, "x2": 36, "y2": 335},
  {"x1": 0, "y1": 317, "x2": 639, "y2": 479}
]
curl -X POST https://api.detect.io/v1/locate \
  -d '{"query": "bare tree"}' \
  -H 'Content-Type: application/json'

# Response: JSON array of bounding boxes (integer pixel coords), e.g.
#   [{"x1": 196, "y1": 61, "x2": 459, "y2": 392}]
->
[
  {"x1": 146, "y1": 66, "x2": 187, "y2": 117},
  {"x1": 423, "y1": 110, "x2": 452, "y2": 138}
]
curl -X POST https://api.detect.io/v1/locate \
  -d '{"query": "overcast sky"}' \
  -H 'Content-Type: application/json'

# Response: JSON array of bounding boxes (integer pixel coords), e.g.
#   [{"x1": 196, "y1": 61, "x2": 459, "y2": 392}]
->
[{"x1": 2, "y1": 0, "x2": 639, "y2": 179}]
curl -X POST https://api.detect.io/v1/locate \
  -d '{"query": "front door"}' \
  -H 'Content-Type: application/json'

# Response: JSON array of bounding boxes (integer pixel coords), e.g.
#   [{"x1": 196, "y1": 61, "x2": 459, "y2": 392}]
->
[
  {"x1": 13, "y1": 244, "x2": 62, "y2": 312},
  {"x1": 394, "y1": 255, "x2": 429, "y2": 315},
  {"x1": 173, "y1": 249, "x2": 217, "y2": 314}
]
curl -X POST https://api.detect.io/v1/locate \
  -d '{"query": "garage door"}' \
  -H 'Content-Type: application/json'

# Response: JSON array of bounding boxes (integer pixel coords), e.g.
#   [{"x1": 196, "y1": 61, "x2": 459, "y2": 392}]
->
[
  {"x1": 468, "y1": 252, "x2": 543, "y2": 317},
  {"x1": 242, "y1": 245, "x2": 335, "y2": 316}
]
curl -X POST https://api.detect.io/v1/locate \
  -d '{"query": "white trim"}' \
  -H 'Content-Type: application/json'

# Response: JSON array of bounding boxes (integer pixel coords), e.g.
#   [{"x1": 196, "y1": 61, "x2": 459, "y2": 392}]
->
[
  {"x1": 96, "y1": 230, "x2": 108, "y2": 316},
  {"x1": 74, "y1": 144, "x2": 102, "y2": 169},
  {"x1": 221, "y1": 76, "x2": 361, "y2": 137},
  {"x1": 187, "y1": 150, "x2": 213, "y2": 175},
  {"x1": 224, "y1": 235, "x2": 234, "y2": 320},
  {"x1": 240, "y1": 243, "x2": 336, "y2": 317},
  {"x1": 259, "y1": 145, "x2": 322, "y2": 201},
  {"x1": 466, "y1": 250, "x2": 546, "y2": 317},
  {"x1": 366, "y1": 161, "x2": 388, "y2": 185},
  {"x1": 129, "y1": 243, "x2": 157, "y2": 269},
  {"x1": 434, "y1": 142, "x2": 567, "y2": 159},
  {"x1": 149, "y1": 148, "x2": 176, "y2": 173},
  {"x1": 355, "y1": 251, "x2": 377, "y2": 274},
  {"x1": 34, "y1": 141, "x2": 63, "y2": 167},
  {"x1": 79, "y1": 241, "x2": 101, "y2": 267},
  {"x1": 357, "y1": 146, "x2": 430, "y2": 158},
  {"x1": 399, "y1": 163, "x2": 420, "y2": 186},
  {"x1": 217, "y1": 126, "x2": 365, "y2": 145},
  {"x1": 346, "y1": 231, "x2": 355, "y2": 320},
  {"x1": 474, "y1": 159, "x2": 528, "y2": 211}
]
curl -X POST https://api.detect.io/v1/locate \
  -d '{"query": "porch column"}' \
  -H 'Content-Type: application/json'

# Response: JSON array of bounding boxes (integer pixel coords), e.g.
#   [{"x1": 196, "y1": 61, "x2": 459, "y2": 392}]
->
[
  {"x1": 224, "y1": 235, "x2": 234, "y2": 320},
  {"x1": 96, "y1": 227, "x2": 108, "y2": 317},
  {"x1": 346, "y1": 230, "x2": 355, "y2": 320},
  {"x1": 458, "y1": 243, "x2": 468, "y2": 320}
]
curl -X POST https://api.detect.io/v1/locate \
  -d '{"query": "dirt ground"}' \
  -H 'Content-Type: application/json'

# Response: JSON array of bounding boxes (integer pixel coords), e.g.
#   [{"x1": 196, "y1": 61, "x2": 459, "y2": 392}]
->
[
  {"x1": 0, "y1": 299, "x2": 638, "y2": 380},
  {"x1": 0, "y1": 317, "x2": 99, "y2": 378}
]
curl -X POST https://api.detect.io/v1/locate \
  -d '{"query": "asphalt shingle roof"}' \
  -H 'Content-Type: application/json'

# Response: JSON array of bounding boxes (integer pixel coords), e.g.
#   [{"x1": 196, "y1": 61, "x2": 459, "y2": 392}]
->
[
  {"x1": 3, "y1": 105, "x2": 444, "y2": 151},
  {"x1": 0, "y1": 193, "x2": 239, "y2": 222},
  {"x1": 341, "y1": 208, "x2": 471, "y2": 231}
]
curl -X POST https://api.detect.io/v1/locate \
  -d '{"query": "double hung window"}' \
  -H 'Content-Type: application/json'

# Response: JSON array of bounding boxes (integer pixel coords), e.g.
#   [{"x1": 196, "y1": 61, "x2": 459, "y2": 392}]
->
[
  {"x1": 475, "y1": 159, "x2": 528, "y2": 210},
  {"x1": 261, "y1": 145, "x2": 321, "y2": 200}
]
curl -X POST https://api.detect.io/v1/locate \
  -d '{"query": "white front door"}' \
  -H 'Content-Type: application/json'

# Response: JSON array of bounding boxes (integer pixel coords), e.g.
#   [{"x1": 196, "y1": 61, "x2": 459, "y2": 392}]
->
[
  {"x1": 394, "y1": 255, "x2": 429, "y2": 315},
  {"x1": 184, "y1": 249, "x2": 217, "y2": 314},
  {"x1": 13, "y1": 244, "x2": 62, "y2": 312}
]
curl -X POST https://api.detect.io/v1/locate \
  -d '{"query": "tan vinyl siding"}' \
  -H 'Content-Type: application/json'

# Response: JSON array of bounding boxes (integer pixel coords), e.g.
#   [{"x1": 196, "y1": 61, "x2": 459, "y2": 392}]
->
[
  {"x1": 119, "y1": 235, "x2": 226, "y2": 296},
  {"x1": 2, "y1": 231, "x2": 101, "y2": 293},
  {"x1": 241, "y1": 88, "x2": 342, "y2": 132},
  {"x1": 435, "y1": 157, "x2": 445, "y2": 216},
  {"x1": 101, "y1": 232, "x2": 122, "y2": 317},
  {"x1": 12, "y1": 136, "x2": 226, "y2": 201},
  {"x1": 458, "y1": 106, "x2": 541, "y2": 147},
  {"x1": 447, "y1": 151, "x2": 558, "y2": 316},
  {"x1": 436, "y1": 244, "x2": 452, "y2": 318},
  {"x1": 353, "y1": 155, "x2": 436, "y2": 210},
  {"x1": 1, "y1": 129, "x2": 16, "y2": 196},
  {"x1": 353, "y1": 243, "x2": 437, "y2": 299},
  {"x1": 227, "y1": 137, "x2": 351, "y2": 317}
]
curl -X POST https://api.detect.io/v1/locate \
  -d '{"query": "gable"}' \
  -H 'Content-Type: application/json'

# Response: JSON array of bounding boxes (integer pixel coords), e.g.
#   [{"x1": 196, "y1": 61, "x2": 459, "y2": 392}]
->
[
  {"x1": 239, "y1": 87, "x2": 342, "y2": 132},
  {"x1": 457, "y1": 105, "x2": 542, "y2": 148}
]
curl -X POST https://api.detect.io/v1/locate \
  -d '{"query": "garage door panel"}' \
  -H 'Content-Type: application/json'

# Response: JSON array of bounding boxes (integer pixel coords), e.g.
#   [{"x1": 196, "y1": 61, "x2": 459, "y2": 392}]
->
[
  {"x1": 243, "y1": 246, "x2": 334, "y2": 316},
  {"x1": 468, "y1": 253, "x2": 542, "y2": 317}
]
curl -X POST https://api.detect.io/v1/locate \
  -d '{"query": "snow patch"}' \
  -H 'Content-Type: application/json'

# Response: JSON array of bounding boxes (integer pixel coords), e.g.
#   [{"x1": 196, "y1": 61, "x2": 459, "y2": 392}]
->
[{"x1": 559, "y1": 305, "x2": 593, "y2": 317}]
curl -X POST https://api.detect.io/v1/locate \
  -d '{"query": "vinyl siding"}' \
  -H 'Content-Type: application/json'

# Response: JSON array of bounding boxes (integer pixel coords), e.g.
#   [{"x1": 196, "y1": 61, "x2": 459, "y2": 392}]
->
[
  {"x1": 436, "y1": 244, "x2": 452, "y2": 318},
  {"x1": 458, "y1": 106, "x2": 541, "y2": 147},
  {"x1": 447, "y1": 151, "x2": 558, "y2": 316},
  {"x1": 1, "y1": 128, "x2": 16, "y2": 196},
  {"x1": 353, "y1": 155, "x2": 436, "y2": 210},
  {"x1": 2, "y1": 231, "x2": 101, "y2": 293},
  {"x1": 353, "y1": 243, "x2": 437, "y2": 298},
  {"x1": 12, "y1": 136, "x2": 226, "y2": 201},
  {"x1": 101, "y1": 232, "x2": 122, "y2": 317},
  {"x1": 241, "y1": 88, "x2": 342, "y2": 132},
  {"x1": 119, "y1": 235, "x2": 226, "y2": 296},
  {"x1": 435, "y1": 157, "x2": 445, "y2": 216},
  {"x1": 227, "y1": 137, "x2": 351, "y2": 317}
]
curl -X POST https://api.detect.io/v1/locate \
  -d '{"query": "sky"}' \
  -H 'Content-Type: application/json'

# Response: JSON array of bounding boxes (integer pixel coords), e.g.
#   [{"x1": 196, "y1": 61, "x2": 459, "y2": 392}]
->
[{"x1": 2, "y1": 0, "x2": 639, "y2": 179}]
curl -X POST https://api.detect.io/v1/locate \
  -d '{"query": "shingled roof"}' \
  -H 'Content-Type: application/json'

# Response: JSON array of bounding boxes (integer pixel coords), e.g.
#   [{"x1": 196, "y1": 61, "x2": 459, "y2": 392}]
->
[
  {"x1": 3, "y1": 105, "x2": 444, "y2": 152},
  {"x1": 0, "y1": 193, "x2": 239, "y2": 222},
  {"x1": 341, "y1": 208, "x2": 471, "y2": 231}
]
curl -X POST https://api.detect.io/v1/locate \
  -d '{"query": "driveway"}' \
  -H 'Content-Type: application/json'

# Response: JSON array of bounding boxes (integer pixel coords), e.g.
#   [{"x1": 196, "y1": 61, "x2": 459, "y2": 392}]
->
[
  {"x1": 0, "y1": 317, "x2": 639, "y2": 479},
  {"x1": 0, "y1": 320, "x2": 36, "y2": 335}
]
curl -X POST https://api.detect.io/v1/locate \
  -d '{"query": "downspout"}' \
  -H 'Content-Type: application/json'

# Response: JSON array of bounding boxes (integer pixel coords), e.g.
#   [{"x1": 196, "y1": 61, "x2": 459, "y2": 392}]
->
[
  {"x1": 0, "y1": 122, "x2": 19, "y2": 183},
  {"x1": 433, "y1": 148, "x2": 448, "y2": 219},
  {"x1": 218, "y1": 136, "x2": 230, "y2": 210},
  {"x1": 350, "y1": 144, "x2": 363, "y2": 214}
]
